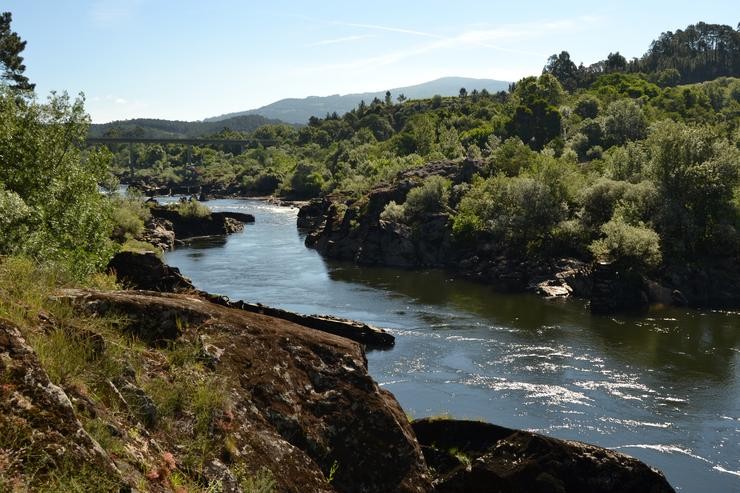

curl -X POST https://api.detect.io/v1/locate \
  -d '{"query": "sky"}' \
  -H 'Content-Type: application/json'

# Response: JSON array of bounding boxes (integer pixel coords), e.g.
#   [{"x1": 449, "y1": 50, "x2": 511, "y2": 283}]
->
[{"x1": 6, "y1": 1, "x2": 737, "y2": 123}]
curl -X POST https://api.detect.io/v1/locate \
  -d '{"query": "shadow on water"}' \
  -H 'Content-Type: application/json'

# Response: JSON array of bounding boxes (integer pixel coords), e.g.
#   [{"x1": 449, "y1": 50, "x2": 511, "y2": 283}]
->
[{"x1": 326, "y1": 262, "x2": 739, "y2": 381}]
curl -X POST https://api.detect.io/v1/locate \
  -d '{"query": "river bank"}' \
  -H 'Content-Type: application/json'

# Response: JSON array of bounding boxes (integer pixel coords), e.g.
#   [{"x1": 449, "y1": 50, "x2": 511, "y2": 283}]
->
[{"x1": 162, "y1": 198, "x2": 740, "y2": 492}]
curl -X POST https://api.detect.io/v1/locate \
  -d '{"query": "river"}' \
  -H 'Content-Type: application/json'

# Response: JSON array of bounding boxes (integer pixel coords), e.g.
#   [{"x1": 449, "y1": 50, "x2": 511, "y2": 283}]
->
[{"x1": 162, "y1": 198, "x2": 740, "y2": 492}]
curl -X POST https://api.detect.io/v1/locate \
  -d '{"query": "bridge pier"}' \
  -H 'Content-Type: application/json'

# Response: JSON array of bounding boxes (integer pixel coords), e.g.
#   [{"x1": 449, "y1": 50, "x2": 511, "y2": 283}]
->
[{"x1": 128, "y1": 142, "x2": 135, "y2": 182}]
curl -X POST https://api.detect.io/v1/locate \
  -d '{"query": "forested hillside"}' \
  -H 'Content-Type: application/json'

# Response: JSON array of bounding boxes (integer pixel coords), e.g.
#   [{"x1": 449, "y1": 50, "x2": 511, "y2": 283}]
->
[{"x1": 108, "y1": 22, "x2": 740, "y2": 308}]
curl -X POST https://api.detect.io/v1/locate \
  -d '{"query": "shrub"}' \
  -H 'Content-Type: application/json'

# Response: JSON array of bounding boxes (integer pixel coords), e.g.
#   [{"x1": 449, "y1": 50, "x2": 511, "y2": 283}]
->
[
  {"x1": 601, "y1": 99, "x2": 648, "y2": 148},
  {"x1": 453, "y1": 174, "x2": 564, "y2": 250},
  {"x1": 0, "y1": 89, "x2": 115, "y2": 277},
  {"x1": 110, "y1": 196, "x2": 151, "y2": 241},
  {"x1": 589, "y1": 216, "x2": 662, "y2": 269},
  {"x1": 580, "y1": 178, "x2": 631, "y2": 228},
  {"x1": 403, "y1": 175, "x2": 451, "y2": 222},
  {"x1": 488, "y1": 137, "x2": 538, "y2": 176},
  {"x1": 174, "y1": 199, "x2": 211, "y2": 218},
  {"x1": 379, "y1": 201, "x2": 406, "y2": 223},
  {"x1": 289, "y1": 162, "x2": 325, "y2": 198},
  {"x1": 574, "y1": 96, "x2": 601, "y2": 119},
  {"x1": 0, "y1": 187, "x2": 32, "y2": 253}
]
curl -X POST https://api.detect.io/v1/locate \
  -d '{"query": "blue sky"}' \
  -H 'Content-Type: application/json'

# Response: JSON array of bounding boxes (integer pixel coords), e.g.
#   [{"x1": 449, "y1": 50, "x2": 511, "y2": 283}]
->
[{"x1": 7, "y1": 1, "x2": 736, "y2": 122}]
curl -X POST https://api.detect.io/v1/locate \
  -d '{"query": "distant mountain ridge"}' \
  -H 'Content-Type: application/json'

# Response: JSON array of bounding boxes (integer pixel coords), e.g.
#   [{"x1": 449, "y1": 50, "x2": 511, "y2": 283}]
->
[
  {"x1": 89, "y1": 114, "x2": 286, "y2": 139},
  {"x1": 206, "y1": 77, "x2": 510, "y2": 124}
]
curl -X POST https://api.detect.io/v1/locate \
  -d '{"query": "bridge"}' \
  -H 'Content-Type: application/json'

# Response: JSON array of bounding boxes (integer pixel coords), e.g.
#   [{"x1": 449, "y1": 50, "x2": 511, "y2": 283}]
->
[
  {"x1": 86, "y1": 136, "x2": 279, "y2": 180},
  {"x1": 86, "y1": 137, "x2": 278, "y2": 147}
]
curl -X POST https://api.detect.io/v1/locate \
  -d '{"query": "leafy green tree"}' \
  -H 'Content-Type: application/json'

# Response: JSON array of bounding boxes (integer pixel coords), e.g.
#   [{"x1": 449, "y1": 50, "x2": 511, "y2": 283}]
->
[
  {"x1": 453, "y1": 174, "x2": 564, "y2": 250},
  {"x1": 0, "y1": 12, "x2": 34, "y2": 90},
  {"x1": 645, "y1": 120, "x2": 740, "y2": 257},
  {"x1": 403, "y1": 175, "x2": 451, "y2": 222},
  {"x1": 601, "y1": 99, "x2": 647, "y2": 148},
  {"x1": 0, "y1": 89, "x2": 114, "y2": 275},
  {"x1": 543, "y1": 51, "x2": 579, "y2": 91},
  {"x1": 604, "y1": 52, "x2": 627, "y2": 73},
  {"x1": 590, "y1": 215, "x2": 662, "y2": 270}
]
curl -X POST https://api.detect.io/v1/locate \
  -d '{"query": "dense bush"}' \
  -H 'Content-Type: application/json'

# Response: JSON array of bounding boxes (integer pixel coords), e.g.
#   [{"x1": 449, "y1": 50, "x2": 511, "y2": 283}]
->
[
  {"x1": 173, "y1": 199, "x2": 211, "y2": 218},
  {"x1": 590, "y1": 216, "x2": 662, "y2": 270},
  {"x1": 402, "y1": 175, "x2": 451, "y2": 222},
  {"x1": 453, "y1": 174, "x2": 564, "y2": 250},
  {"x1": 110, "y1": 196, "x2": 151, "y2": 241}
]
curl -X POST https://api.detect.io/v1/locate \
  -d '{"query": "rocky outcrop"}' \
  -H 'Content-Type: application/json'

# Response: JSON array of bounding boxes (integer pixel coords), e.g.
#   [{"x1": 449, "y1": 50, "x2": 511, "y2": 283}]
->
[
  {"x1": 107, "y1": 250, "x2": 195, "y2": 292},
  {"x1": 2, "y1": 280, "x2": 677, "y2": 491},
  {"x1": 412, "y1": 418, "x2": 675, "y2": 493},
  {"x1": 58, "y1": 288, "x2": 431, "y2": 492},
  {"x1": 305, "y1": 160, "x2": 482, "y2": 269},
  {"x1": 590, "y1": 263, "x2": 649, "y2": 315},
  {"x1": 139, "y1": 216, "x2": 176, "y2": 250},
  {"x1": 0, "y1": 319, "x2": 123, "y2": 489},
  {"x1": 150, "y1": 207, "x2": 246, "y2": 239},
  {"x1": 106, "y1": 251, "x2": 395, "y2": 348}
]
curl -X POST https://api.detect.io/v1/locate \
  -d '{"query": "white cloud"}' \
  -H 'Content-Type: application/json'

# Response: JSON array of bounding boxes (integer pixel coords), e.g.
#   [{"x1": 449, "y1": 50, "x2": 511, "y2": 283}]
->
[
  {"x1": 308, "y1": 34, "x2": 375, "y2": 47},
  {"x1": 303, "y1": 16, "x2": 602, "y2": 74},
  {"x1": 87, "y1": 95, "x2": 148, "y2": 123},
  {"x1": 334, "y1": 22, "x2": 441, "y2": 39}
]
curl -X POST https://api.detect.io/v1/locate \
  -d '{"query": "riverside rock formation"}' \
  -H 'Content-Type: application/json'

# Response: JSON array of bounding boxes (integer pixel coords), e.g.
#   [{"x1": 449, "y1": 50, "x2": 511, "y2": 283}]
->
[
  {"x1": 298, "y1": 159, "x2": 739, "y2": 314},
  {"x1": 149, "y1": 206, "x2": 252, "y2": 239}
]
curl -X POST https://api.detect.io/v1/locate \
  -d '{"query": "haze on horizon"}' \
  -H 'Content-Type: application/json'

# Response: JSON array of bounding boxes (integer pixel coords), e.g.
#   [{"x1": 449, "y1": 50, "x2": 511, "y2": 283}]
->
[{"x1": 7, "y1": 0, "x2": 736, "y2": 123}]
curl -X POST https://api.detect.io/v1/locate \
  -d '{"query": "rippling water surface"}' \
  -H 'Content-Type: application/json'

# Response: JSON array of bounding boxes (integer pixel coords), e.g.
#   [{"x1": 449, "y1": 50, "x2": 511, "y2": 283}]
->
[{"x1": 163, "y1": 198, "x2": 740, "y2": 492}]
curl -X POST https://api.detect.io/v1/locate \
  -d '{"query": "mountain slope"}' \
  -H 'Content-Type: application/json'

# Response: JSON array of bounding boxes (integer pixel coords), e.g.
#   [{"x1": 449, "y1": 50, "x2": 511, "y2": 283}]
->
[{"x1": 206, "y1": 77, "x2": 510, "y2": 124}]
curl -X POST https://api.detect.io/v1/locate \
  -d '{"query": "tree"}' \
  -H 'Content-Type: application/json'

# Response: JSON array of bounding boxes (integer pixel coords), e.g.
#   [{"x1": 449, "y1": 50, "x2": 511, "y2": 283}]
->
[
  {"x1": 0, "y1": 89, "x2": 114, "y2": 275},
  {"x1": 459, "y1": 87, "x2": 467, "y2": 98},
  {"x1": 384, "y1": 90, "x2": 392, "y2": 105},
  {"x1": 397, "y1": 93, "x2": 407, "y2": 103},
  {"x1": 0, "y1": 12, "x2": 34, "y2": 90},
  {"x1": 543, "y1": 51, "x2": 579, "y2": 91},
  {"x1": 605, "y1": 52, "x2": 627, "y2": 72},
  {"x1": 601, "y1": 99, "x2": 647, "y2": 148},
  {"x1": 646, "y1": 120, "x2": 740, "y2": 257}
]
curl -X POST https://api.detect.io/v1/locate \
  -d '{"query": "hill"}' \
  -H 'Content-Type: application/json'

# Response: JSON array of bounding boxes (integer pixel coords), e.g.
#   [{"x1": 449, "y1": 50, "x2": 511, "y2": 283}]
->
[
  {"x1": 205, "y1": 76, "x2": 510, "y2": 124},
  {"x1": 89, "y1": 114, "x2": 287, "y2": 139}
]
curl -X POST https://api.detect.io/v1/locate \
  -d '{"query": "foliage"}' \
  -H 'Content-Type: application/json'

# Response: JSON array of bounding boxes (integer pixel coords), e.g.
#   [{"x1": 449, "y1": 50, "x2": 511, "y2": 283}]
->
[
  {"x1": 0, "y1": 12, "x2": 34, "y2": 90},
  {"x1": 402, "y1": 175, "x2": 451, "y2": 222},
  {"x1": 173, "y1": 199, "x2": 211, "y2": 218},
  {"x1": 453, "y1": 174, "x2": 564, "y2": 251},
  {"x1": 0, "y1": 89, "x2": 115, "y2": 277},
  {"x1": 589, "y1": 216, "x2": 662, "y2": 270},
  {"x1": 644, "y1": 120, "x2": 740, "y2": 257},
  {"x1": 110, "y1": 195, "x2": 151, "y2": 241},
  {"x1": 379, "y1": 201, "x2": 406, "y2": 223}
]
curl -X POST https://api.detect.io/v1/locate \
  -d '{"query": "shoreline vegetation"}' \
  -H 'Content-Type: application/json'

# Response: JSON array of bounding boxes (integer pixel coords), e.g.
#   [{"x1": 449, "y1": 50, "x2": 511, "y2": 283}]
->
[{"x1": 0, "y1": 12, "x2": 736, "y2": 491}]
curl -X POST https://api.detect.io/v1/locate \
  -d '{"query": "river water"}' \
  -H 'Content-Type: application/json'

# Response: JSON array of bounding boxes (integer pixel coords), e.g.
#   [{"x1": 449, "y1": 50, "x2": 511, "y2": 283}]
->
[{"x1": 162, "y1": 198, "x2": 740, "y2": 492}]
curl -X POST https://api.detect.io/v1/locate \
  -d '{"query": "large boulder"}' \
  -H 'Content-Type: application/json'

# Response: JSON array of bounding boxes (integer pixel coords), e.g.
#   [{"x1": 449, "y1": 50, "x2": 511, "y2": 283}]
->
[
  {"x1": 138, "y1": 216, "x2": 176, "y2": 250},
  {"x1": 412, "y1": 418, "x2": 675, "y2": 493},
  {"x1": 107, "y1": 250, "x2": 195, "y2": 292}
]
